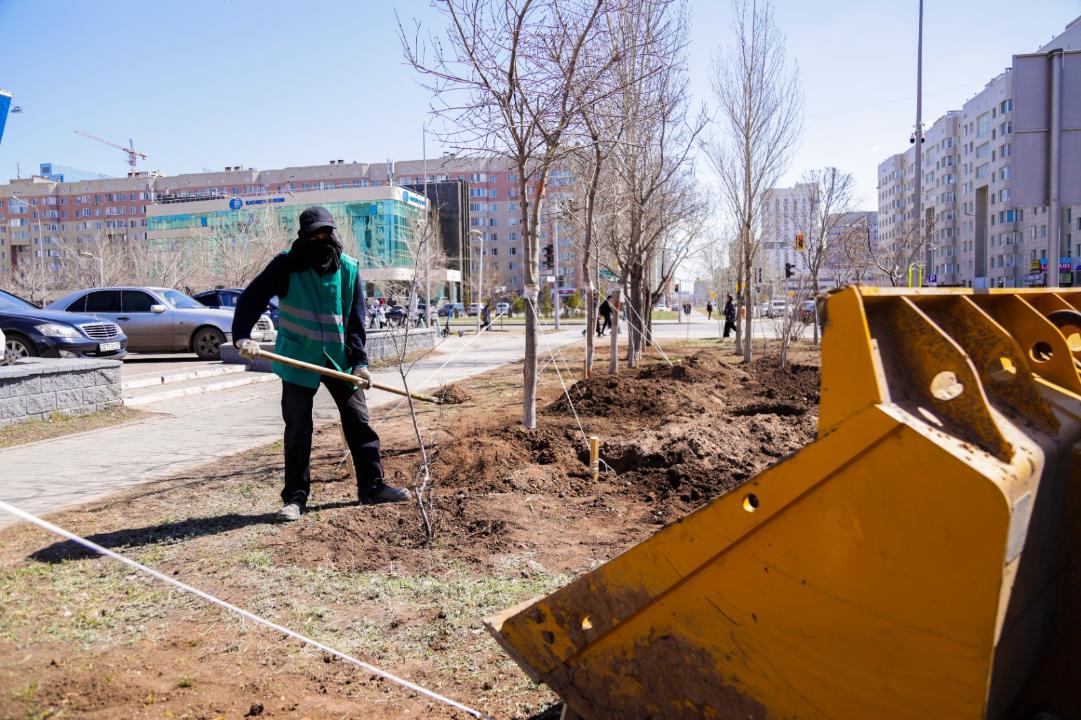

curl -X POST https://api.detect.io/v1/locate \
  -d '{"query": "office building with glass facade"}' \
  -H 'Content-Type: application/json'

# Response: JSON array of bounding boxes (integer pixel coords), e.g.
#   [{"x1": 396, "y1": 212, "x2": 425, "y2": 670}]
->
[{"x1": 147, "y1": 186, "x2": 461, "y2": 300}]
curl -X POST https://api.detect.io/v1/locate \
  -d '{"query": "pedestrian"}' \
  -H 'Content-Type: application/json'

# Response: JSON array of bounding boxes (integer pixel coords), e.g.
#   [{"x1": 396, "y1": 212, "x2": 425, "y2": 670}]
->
[
  {"x1": 376, "y1": 302, "x2": 387, "y2": 329},
  {"x1": 706, "y1": 300, "x2": 714, "y2": 320},
  {"x1": 723, "y1": 294, "x2": 737, "y2": 338},
  {"x1": 598, "y1": 294, "x2": 613, "y2": 336},
  {"x1": 233, "y1": 206, "x2": 410, "y2": 521},
  {"x1": 481, "y1": 302, "x2": 492, "y2": 330}
]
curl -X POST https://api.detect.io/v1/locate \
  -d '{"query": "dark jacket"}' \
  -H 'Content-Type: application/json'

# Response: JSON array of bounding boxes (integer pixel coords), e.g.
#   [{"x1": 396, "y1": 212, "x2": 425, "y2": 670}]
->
[
  {"x1": 232, "y1": 253, "x2": 369, "y2": 367},
  {"x1": 599, "y1": 299, "x2": 613, "y2": 318},
  {"x1": 723, "y1": 300, "x2": 736, "y2": 322}
]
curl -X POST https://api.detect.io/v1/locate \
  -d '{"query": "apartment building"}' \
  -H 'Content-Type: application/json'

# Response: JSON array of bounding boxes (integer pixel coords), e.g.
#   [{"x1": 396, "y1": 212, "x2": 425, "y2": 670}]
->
[
  {"x1": 760, "y1": 182, "x2": 816, "y2": 284},
  {"x1": 0, "y1": 156, "x2": 583, "y2": 296},
  {"x1": 876, "y1": 15, "x2": 1081, "y2": 288}
]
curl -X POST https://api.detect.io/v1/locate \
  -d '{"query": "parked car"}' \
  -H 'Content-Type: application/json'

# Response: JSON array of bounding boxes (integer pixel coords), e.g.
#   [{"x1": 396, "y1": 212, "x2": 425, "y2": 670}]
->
[
  {"x1": 495, "y1": 302, "x2": 511, "y2": 316},
  {"x1": 385, "y1": 304, "x2": 407, "y2": 325},
  {"x1": 48, "y1": 287, "x2": 275, "y2": 360},
  {"x1": 1, "y1": 288, "x2": 128, "y2": 363},
  {"x1": 765, "y1": 300, "x2": 789, "y2": 318},
  {"x1": 438, "y1": 303, "x2": 465, "y2": 317},
  {"x1": 194, "y1": 288, "x2": 280, "y2": 328},
  {"x1": 466, "y1": 303, "x2": 481, "y2": 317}
]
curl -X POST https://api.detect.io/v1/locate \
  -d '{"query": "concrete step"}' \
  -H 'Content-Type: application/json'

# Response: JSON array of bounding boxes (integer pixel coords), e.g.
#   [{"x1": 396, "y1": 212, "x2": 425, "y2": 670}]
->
[
  {"x1": 122, "y1": 371, "x2": 278, "y2": 407},
  {"x1": 122, "y1": 363, "x2": 247, "y2": 390}
]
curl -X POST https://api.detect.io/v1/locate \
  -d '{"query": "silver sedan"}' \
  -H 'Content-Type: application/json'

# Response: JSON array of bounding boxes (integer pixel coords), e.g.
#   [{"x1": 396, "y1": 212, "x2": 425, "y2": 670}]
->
[{"x1": 48, "y1": 287, "x2": 276, "y2": 360}]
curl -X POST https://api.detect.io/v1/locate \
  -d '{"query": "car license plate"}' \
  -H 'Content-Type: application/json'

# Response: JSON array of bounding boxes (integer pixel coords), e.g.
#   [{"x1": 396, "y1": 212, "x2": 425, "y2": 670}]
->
[{"x1": 98, "y1": 342, "x2": 121, "y2": 352}]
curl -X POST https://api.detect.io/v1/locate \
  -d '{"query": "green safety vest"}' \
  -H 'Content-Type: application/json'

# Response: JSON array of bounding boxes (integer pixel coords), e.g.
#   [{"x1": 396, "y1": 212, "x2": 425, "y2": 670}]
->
[{"x1": 273, "y1": 253, "x2": 359, "y2": 388}]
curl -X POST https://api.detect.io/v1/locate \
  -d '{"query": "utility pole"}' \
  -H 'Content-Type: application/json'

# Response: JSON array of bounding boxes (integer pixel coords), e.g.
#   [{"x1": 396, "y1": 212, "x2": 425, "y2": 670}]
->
[
  {"x1": 912, "y1": 0, "x2": 924, "y2": 284},
  {"x1": 553, "y1": 201, "x2": 561, "y2": 331},
  {"x1": 1047, "y1": 50, "x2": 1064, "y2": 287}
]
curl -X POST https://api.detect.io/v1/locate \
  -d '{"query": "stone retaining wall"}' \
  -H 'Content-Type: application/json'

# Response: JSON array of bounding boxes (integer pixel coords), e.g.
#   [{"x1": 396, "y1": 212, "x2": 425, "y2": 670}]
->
[
  {"x1": 0, "y1": 358, "x2": 123, "y2": 427},
  {"x1": 220, "y1": 327, "x2": 437, "y2": 372}
]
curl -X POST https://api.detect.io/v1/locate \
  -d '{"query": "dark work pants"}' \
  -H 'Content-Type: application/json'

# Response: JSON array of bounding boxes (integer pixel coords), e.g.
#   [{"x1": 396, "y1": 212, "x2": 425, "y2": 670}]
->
[
  {"x1": 598, "y1": 315, "x2": 611, "y2": 335},
  {"x1": 723, "y1": 319, "x2": 736, "y2": 337},
  {"x1": 281, "y1": 373, "x2": 383, "y2": 507}
]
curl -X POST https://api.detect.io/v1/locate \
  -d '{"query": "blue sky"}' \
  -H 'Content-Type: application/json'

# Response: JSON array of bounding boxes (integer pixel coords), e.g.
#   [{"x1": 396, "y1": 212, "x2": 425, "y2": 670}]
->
[{"x1": 1, "y1": 0, "x2": 1078, "y2": 207}]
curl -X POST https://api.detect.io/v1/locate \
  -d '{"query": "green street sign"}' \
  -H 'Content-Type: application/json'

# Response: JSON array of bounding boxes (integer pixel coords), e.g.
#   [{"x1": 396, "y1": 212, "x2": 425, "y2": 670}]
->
[{"x1": 600, "y1": 268, "x2": 618, "y2": 281}]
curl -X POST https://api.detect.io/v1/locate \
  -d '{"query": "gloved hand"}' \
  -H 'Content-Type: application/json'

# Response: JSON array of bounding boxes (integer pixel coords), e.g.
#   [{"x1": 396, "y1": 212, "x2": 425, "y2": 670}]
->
[
  {"x1": 352, "y1": 365, "x2": 372, "y2": 389},
  {"x1": 235, "y1": 338, "x2": 261, "y2": 359}
]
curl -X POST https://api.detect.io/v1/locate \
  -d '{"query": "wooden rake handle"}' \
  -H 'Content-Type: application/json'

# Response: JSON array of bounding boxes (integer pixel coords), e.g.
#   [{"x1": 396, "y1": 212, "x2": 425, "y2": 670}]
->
[{"x1": 251, "y1": 347, "x2": 444, "y2": 405}]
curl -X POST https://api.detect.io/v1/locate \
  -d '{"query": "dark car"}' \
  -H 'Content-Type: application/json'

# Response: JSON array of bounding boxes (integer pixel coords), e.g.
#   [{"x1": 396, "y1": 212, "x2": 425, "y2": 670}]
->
[
  {"x1": 194, "y1": 288, "x2": 280, "y2": 328},
  {"x1": 438, "y1": 303, "x2": 465, "y2": 317},
  {"x1": 0, "y1": 288, "x2": 127, "y2": 363}
]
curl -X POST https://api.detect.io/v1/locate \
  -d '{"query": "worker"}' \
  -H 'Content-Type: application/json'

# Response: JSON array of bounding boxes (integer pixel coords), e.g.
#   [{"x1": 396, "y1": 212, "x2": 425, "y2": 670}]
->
[{"x1": 233, "y1": 206, "x2": 410, "y2": 521}]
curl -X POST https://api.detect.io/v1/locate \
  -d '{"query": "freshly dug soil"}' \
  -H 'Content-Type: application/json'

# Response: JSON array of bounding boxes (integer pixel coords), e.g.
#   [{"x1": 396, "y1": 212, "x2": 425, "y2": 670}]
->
[
  {"x1": 433, "y1": 383, "x2": 473, "y2": 404},
  {"x1": 276, "y1": 348, "x2": 820, "y2": 573},
  {"x1": 1, "y1": 343, "x2": 821, "y2": 720}
]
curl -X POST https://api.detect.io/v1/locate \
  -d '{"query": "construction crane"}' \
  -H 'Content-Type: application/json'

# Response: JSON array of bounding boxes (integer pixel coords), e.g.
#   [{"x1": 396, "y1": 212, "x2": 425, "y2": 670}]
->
[{"x1": 74, "y1": 130, "x2": 148, "y2": 173}]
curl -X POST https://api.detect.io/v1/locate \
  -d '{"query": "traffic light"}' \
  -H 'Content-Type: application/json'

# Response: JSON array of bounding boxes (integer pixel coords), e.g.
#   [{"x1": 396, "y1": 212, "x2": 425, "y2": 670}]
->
[
  {"x1": 674, "y1": 282, "x2": 680, "y2": 292},
  {"x1": 795, "y1": 232, "x2": 805, "y2": 252},
  {"x1": 785, "y1": 262, "x2": 794, "y2": 279},
  {"x1": 543, "y1": 244, "x2": 554, "y2": 269}
]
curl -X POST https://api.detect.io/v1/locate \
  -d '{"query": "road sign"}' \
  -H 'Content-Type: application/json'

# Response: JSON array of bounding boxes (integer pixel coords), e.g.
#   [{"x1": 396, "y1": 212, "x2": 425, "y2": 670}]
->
[
  {"x1": 600, "y1": 268, "x2": 618, "y2": 281},
  {"x1": 928, "y1": 273, "x2": 938, "y2": 284}
]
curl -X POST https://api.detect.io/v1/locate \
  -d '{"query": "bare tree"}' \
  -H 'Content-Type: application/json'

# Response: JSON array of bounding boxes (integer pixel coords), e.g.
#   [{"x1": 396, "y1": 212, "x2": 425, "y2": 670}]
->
[
  {"x1": 600, "y1": 0, "x2": 706, "y2": 369},
  {"x1": 827, "y1": 215, "x2": 877, "y2": 286},
  {"x1": 768, "y1": 270, "x2": 812, "y2": 367},
  {"x1": 5, "y1": 258, "x2": 55, "y2": 307},
  {"x1": 401, "y1": 0, "x2": 613, "y2": 429},
  {"x1": 382, "y1": 216, "x2": 442, "y2": 541},
  {"x1": 792, "y1": 166, "x2": 856, "y2": 344},
  {"x1": 705, "y1": 0, "x2": 801, "y2": 364},
  {"x1": 205, "y1": 207, "x2": 289, "y2": 288},
  {"x1": 867, "y1": 216, "x2": 933, "y2": 287}
]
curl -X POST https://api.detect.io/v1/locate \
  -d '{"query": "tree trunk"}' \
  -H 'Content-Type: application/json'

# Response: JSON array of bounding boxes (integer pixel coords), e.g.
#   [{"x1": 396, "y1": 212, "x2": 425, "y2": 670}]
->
[
  {"x1": 523, "y1": 284, "x2": 539, "y2": 428},
  {"x1": 733, "y1": 242, "x2": 744, "y2": 356},
  {"x1": 742, "y1": 227, "x2": 754, "y2": 364},
  {"x1": 584, "y1": 283, "x2": 595, "y2": 377},
  {"x1": 608, "y1": 286, "x2": 620, "y2": 374}
]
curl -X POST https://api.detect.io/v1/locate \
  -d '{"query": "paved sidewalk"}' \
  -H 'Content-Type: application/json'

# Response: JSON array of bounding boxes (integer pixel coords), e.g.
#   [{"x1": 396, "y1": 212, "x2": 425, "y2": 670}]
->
[{"x1": 0, "y1": 316, "x2": 757, "y2": 526}]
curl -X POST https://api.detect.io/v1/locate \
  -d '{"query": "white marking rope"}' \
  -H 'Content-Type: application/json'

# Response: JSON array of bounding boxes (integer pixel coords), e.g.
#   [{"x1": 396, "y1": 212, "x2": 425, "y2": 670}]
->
[
  {"x1": 619, "y1": 295, "x2": 674, "y2": 367},
  {"x1": 0, "y1": 500, "x2": 492, "y2": 720},
  {"x1": 525, "y1": 299, "x2": 589, "y2": 447}
]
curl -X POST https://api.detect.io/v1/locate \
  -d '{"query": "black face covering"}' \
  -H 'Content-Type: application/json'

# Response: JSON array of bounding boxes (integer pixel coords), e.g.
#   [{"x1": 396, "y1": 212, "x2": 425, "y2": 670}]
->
[{"x1": 289, "y1": 230, "x2": 342, "y2": 276}]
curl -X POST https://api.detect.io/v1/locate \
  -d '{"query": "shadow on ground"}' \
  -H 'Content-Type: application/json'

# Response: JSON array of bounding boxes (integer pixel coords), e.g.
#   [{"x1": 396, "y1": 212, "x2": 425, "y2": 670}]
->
[{"x1": 29, "y1": 512, "x2": 280, "y2": 563}]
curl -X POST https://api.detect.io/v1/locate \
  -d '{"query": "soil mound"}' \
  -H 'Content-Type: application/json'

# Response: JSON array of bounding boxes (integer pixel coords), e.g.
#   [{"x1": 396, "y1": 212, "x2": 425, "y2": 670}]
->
[
  {"x1": 433, "y1": 383, "x2": 472, "y2": 404},
  {"x1": 274, "y1": 348, "x2": 821, "y2": 571}
]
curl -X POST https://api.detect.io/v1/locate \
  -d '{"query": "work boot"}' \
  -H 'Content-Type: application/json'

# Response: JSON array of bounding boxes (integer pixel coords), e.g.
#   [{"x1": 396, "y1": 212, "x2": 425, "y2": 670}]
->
[
  {"x1": 276, "y1": 502, "x2": 303, "y2": 521},
  {"x1": 360, "y1": 482, "x2": 411, "y2": 505}
]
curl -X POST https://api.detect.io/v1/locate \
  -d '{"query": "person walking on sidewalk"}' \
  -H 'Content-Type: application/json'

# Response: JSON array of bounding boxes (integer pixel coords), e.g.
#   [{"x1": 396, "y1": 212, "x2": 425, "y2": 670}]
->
[
  {"x1": 233, "y1": 206, "x2": 410, "y2": 521},
  {"x1": 722, "y1": 294, "x2": 737, "y2": 338},
  {"x1": 706, "y1": 300, "x2": 714, "y2": 320},
  {"x1": 598, "y1": 295, "x2": 613, "y2": 336}
]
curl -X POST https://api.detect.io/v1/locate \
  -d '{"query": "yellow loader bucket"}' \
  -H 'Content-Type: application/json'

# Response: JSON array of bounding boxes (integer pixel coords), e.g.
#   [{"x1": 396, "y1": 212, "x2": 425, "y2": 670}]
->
[{"x1": 486, "y1": 287, "x2": 1081, "y2": 720}]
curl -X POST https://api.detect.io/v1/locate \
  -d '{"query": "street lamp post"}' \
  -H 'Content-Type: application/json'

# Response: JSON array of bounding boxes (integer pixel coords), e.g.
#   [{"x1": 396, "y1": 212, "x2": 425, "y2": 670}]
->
[
  {"x1": 469, "y1": 228, "x2": 483, "y2": 335},
  {"x1": 79, "y1": 251, "x2": 104, "y2": 286}
]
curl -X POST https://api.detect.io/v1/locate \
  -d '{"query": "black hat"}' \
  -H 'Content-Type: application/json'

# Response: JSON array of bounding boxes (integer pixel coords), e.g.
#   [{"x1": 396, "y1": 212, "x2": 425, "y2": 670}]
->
[{"x1": 298, "y1": 206, "x2": 336, "y2": 238}]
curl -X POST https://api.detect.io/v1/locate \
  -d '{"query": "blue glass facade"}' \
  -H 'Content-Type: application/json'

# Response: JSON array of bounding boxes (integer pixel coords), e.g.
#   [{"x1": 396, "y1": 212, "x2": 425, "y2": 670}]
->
[{"x1": 147, "y1": 190, "x2": 427, "y2": 270}]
